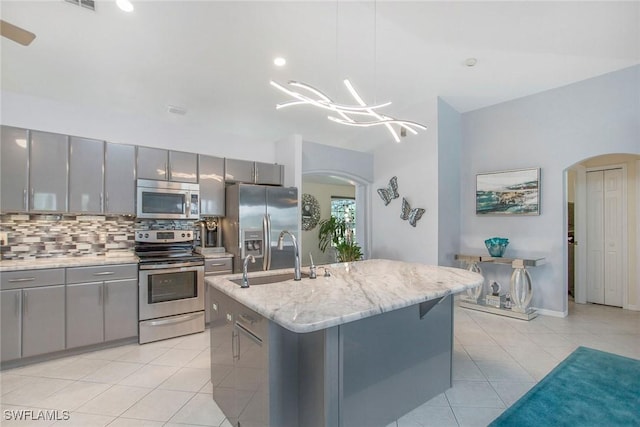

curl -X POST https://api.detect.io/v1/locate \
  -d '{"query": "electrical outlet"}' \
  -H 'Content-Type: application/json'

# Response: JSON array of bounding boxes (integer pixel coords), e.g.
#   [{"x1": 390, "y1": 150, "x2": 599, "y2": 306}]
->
[{"x1": 0, "y1": 232, "x2": 8, "y2": 246}]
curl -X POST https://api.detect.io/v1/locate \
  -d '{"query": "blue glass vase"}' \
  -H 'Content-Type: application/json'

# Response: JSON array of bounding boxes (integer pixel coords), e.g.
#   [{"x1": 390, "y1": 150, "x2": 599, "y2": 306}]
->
[{"x1": 485, "y1": 237, "x2": 509, "y2": 257}]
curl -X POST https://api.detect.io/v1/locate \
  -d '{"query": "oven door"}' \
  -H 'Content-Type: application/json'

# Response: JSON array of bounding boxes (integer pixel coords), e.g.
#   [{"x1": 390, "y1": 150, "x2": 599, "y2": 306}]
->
[{"x1": 139, "y1": 265, "x2": 205, "y2": 320}]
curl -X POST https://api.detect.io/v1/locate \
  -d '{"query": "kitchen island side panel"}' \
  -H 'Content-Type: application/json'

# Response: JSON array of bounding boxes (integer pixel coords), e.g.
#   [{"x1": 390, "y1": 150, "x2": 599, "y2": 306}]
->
[{"x1": 341, "y1": 295, "x2": 453, "y2": 427}]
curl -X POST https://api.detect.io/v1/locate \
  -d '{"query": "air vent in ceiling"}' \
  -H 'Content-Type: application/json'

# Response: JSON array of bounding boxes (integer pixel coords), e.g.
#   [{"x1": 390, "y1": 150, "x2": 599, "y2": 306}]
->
[{"x1": 65, "y1": 0, "x2": 95, "y2": 11}]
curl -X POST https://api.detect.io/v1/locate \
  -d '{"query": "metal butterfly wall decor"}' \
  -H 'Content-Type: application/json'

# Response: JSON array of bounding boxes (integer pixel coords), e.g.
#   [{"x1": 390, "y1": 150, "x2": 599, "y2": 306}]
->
[
  {"x1": 377, "y1": 176, "x2": 399, "y2": 206},
  {"x1": 400, "y1": 197, "x2": 425, "y2": 227}
]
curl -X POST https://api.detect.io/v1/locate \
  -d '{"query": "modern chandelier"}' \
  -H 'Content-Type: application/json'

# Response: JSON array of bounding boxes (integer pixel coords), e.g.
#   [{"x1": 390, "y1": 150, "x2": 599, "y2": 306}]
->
[{"x1": 270, "y1": 79, "x2": 427, "y2": 143}]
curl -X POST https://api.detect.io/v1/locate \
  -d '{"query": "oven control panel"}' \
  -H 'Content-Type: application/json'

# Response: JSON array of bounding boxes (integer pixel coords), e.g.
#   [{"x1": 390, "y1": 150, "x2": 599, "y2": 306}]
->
[{"x1": 136, "y1": 230, "x2": 194, "y2": 243}]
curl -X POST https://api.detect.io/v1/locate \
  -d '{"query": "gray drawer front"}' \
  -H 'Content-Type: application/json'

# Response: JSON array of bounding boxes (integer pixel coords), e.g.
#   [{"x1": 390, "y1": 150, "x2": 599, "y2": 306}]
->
[
  {"x1": 67, "y1": 264, "x2": 138, "y2": 284},
  {"x1": 205, "y1": 258, "x2": 232, "y2": 273},
  {"x1": 1, "y1": 269, "x2": 65, "y2": 290}
]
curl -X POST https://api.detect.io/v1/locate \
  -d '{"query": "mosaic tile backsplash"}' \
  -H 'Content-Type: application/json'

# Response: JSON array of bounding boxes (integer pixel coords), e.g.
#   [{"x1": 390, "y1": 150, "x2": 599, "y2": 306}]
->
[{"x1": 0, "y1": 214, "x2": 136, "y2": 260}]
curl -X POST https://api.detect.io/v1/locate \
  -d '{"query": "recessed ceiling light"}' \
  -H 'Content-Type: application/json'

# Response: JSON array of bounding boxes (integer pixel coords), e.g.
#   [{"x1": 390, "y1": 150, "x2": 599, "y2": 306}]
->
[
  {"x1": 465, "y1": 58, "x2": 478, "y2": 67},
  {"x1": 274, "y1": 57, "x2": 286, "y2": 67},
  {"x1": 116, "y1": 0, "x2": 134, "y2": 12}
]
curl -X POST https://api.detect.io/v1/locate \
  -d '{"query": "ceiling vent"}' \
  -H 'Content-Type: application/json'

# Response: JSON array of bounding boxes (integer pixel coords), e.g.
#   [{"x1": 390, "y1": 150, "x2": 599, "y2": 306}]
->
[{"x1": 65, "y1": 0, "x2": 96, "y2": 12}]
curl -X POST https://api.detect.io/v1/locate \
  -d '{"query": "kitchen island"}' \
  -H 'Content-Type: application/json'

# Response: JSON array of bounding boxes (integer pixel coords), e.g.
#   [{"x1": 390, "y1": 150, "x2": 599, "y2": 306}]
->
[{"x1": 207, "y1": 259, "x2": 483, "y2": 427}]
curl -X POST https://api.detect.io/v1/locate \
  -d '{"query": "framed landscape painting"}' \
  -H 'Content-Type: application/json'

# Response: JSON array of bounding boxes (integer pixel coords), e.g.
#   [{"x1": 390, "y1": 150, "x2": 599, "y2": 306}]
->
[{"x1": 476, "y1": 168, "x2": 540, "y2": 215}]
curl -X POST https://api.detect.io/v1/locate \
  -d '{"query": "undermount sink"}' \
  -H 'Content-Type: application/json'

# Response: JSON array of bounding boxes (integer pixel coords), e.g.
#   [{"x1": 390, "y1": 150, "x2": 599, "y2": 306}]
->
[{"x1": 230, "y1": 272, "x2": 309, "y2": 287}]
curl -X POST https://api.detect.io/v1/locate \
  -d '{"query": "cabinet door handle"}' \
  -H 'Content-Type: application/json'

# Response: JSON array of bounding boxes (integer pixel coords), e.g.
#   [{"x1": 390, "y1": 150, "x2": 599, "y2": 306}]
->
[
  {"x1": 232, "y1": 330, "x2": 240, "y2": 360},
  {"x1": 208, "y1": 263, "x2": 226, "y2": 267},
  {"x1": 15, "y1": 293, "x2": 20, "y2": 317},
  {"x1": 93, "y1": 271, "x2": 115, "y2": 276},
  {"x1": 8, "y1": 277, "x2": 35, "y2": 283},
  {"x1": 23, "y1": 189, "x2": 28, "y2": 210},
  {"x1": 146, "y1": 312, "x2": 201, "y2": 326},
  {"x1": 100, "y1": 192, "x2": 104, "y2": 212}
]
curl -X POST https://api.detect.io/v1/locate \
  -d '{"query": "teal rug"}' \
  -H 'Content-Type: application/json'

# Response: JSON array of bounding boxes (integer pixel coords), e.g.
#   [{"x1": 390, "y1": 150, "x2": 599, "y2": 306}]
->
[{"x1": 489, "y1": 346, "x2": 640, "y2": 427}]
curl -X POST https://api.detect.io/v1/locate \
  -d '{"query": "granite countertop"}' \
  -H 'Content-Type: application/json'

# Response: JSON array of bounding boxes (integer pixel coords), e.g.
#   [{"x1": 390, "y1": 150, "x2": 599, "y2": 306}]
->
[
  {"x1": 207, "y1": 259, "x2": 484, "y2": 333},
  {"x1": 0, "y1": 254, "x2": 140, "y2": 272}
]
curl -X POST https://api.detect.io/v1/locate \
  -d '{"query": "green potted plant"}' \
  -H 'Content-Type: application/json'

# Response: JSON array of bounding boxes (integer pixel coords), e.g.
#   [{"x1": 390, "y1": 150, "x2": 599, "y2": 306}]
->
[{"x1": 317, "y1": 217, "x2": 363, "y2": 262}]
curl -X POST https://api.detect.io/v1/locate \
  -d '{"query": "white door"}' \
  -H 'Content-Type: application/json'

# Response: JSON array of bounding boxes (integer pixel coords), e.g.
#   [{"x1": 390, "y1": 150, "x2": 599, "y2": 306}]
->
[{"x1": 586, "y1": 168, "x2": 623, "y2": 307}]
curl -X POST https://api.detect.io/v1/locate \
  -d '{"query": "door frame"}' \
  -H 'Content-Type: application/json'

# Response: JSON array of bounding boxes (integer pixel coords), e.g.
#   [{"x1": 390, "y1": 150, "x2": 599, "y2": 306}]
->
[{"x1": 575, "y1": 163, "x2": 629, "y2": 309}]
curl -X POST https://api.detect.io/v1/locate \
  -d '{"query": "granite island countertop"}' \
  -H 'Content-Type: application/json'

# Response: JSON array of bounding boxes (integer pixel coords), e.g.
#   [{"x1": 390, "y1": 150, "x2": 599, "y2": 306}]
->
[
  {"x1": 207, "y1": 258, "x2": 483, "y2": 333},
  {"x1": 0, "y1": 254, "x2": 139, "y2": 272}
]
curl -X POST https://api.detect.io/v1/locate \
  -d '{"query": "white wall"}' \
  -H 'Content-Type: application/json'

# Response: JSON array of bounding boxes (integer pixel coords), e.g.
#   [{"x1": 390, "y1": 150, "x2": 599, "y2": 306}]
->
[
  {"x1": 437, "y1": 99, "x2": 462, "y2": 267},
  {"x1": 0, "y1": 90, "x2": 276, "y2": 161},
  {"x1": 371, "y1": 100, "x2": 439, "y2": 264},
  {"x1": 460, "y1": 65, "x2": 640, "y2": 315}
]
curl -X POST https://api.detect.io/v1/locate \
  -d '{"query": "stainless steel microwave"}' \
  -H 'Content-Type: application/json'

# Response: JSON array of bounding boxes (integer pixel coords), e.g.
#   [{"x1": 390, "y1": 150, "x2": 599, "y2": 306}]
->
[{"x1": 136, "y1": 179, "x2": 200, "y2": 219}]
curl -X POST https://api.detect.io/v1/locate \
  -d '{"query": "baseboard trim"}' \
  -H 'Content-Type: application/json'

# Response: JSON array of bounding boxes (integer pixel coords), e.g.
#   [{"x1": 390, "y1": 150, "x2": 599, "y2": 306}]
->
[
  {"x1": 532, "y1": 307, "x2": 568, "y2": 318},
  {"x1": 624, "y1": 304, "x2": 639, "y2": 311}
]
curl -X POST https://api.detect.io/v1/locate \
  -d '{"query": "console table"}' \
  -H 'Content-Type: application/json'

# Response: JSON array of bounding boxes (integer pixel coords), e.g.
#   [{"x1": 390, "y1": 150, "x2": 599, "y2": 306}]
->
[{"x1": 455, "y1": 254, "x2": 545, "y2": 321}]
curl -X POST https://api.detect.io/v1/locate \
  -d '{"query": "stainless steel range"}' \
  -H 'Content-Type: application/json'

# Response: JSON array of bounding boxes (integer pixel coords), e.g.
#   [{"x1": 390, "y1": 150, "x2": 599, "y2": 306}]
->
[{"x1": 135, "y1": 230, "x2": 205, "y2": 344}]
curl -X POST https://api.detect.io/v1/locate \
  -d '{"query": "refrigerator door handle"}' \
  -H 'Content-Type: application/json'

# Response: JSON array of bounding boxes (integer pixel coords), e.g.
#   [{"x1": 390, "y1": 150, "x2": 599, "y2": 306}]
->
[{"x1": 264, "y1": 214, "x2": 272, "y2": 271}]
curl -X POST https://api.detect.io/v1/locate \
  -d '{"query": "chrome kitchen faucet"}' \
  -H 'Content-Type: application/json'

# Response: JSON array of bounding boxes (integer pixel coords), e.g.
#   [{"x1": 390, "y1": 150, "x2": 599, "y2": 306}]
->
[{"x1": 277, "y1": 230, "x2": 301, "y2": 280}]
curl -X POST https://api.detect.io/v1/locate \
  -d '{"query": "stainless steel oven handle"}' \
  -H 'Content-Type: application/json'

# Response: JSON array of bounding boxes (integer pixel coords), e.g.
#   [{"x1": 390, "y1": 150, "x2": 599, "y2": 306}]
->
[
  {"x1": 139, "y1": 262, "x2": 204, "y2": 270},
  {"x1": 145, "y1": 312, "x2": 202, "y2": 327}
]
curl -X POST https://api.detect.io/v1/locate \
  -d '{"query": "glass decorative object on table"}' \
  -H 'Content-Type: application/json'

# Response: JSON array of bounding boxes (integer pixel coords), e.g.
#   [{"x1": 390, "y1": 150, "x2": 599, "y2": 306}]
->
[{"x1": 485, "y1": 237, "x2": 509, "y2": 257}]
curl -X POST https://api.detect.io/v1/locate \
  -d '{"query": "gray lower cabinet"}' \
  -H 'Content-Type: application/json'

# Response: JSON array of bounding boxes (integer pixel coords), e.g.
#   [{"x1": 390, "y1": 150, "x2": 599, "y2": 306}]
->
[
  {"x1": 204, "y1": 258, "x2": 233, "y2": 323},
  {"x1": 66, "y1": 282, "x2": 104, "y2": 348},
  {"x1": 105, "y1": 142, "x2": 136, "y2": 214},
  {"x1": 30, "y1": 130, "x2": 68, "y2": 212},
  {"x1": 0, "y1": 126, "x2": 29, "y2": 212},
  {"x1": 22, "y1": 285, "x2": 66, "y2": 358},
  {"x1": 199, "y1": 154, "x2": 225, "y2": 216},
  {"x1": 66, "y1": 264, "x2": 138, "y2": 349},
  {"x1": 0, "y1": 269, "x2": 66, "y2": 362},
  {"x1": 69, "y1": 136, "x2": 104, "y2": 213},
  {"x1": 104, "y1": 278, "x2": 138, "y2": 341},
  {"x1": 0, "y1": 289, "x2": 22, "y2": 362}
]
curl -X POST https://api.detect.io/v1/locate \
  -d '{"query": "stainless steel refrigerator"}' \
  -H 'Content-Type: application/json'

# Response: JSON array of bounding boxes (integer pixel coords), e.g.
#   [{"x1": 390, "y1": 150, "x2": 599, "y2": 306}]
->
[{"x1": 222, "y1": 183, "x2": 299, "y2": 273}]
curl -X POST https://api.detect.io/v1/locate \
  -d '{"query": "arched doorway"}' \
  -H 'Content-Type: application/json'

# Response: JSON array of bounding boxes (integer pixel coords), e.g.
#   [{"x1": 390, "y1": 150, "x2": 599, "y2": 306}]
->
[
  {"x1": 300, "y1": 171, "x2": 371, "y2": 266},
  {"x1": 565, "y1": 153, "x2": 639, "y2": 313}
]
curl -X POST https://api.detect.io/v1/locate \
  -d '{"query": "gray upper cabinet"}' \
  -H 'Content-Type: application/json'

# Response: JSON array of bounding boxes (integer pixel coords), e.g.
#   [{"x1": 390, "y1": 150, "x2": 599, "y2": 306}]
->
[
  {"x1": 0, "y1": 126, "x2": 29, "y2": 212},
  {"x1": 225, "y1": 158, "x2": 255, "y2": 183},
  {"x1": 225, "y1": 158, "x2": 283, "y2": 186},
  {"x1": 199, "y1": 154, "x2": 225, "y2": 216},
  {"x1": 169, "y1": 151, "x2": 198, "y2": 183},
  {"x1": 105, "y1": 142, "x2": 136, "y2": 214},
  {"x1": 255, "y1": 161, "x2": 283, "y2": 186},
  {"x1": 69, "y1": 136, "x2": 104, "y2": 213},
  {"x1": 137, "y1": 146, "x2": 198, "y2": 183},
  {"x1": 30, "y1": 130, "x2": 68, "y2": 212},
  {"x1": 137, "y1": 146, "x2": 168, "y2": 180}
]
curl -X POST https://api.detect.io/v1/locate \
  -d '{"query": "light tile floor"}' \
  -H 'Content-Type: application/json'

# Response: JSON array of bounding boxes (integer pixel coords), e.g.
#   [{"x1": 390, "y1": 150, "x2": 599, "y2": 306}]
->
[{"x1": 1, "y1": 301, "x2": 638, "y2": 427}]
